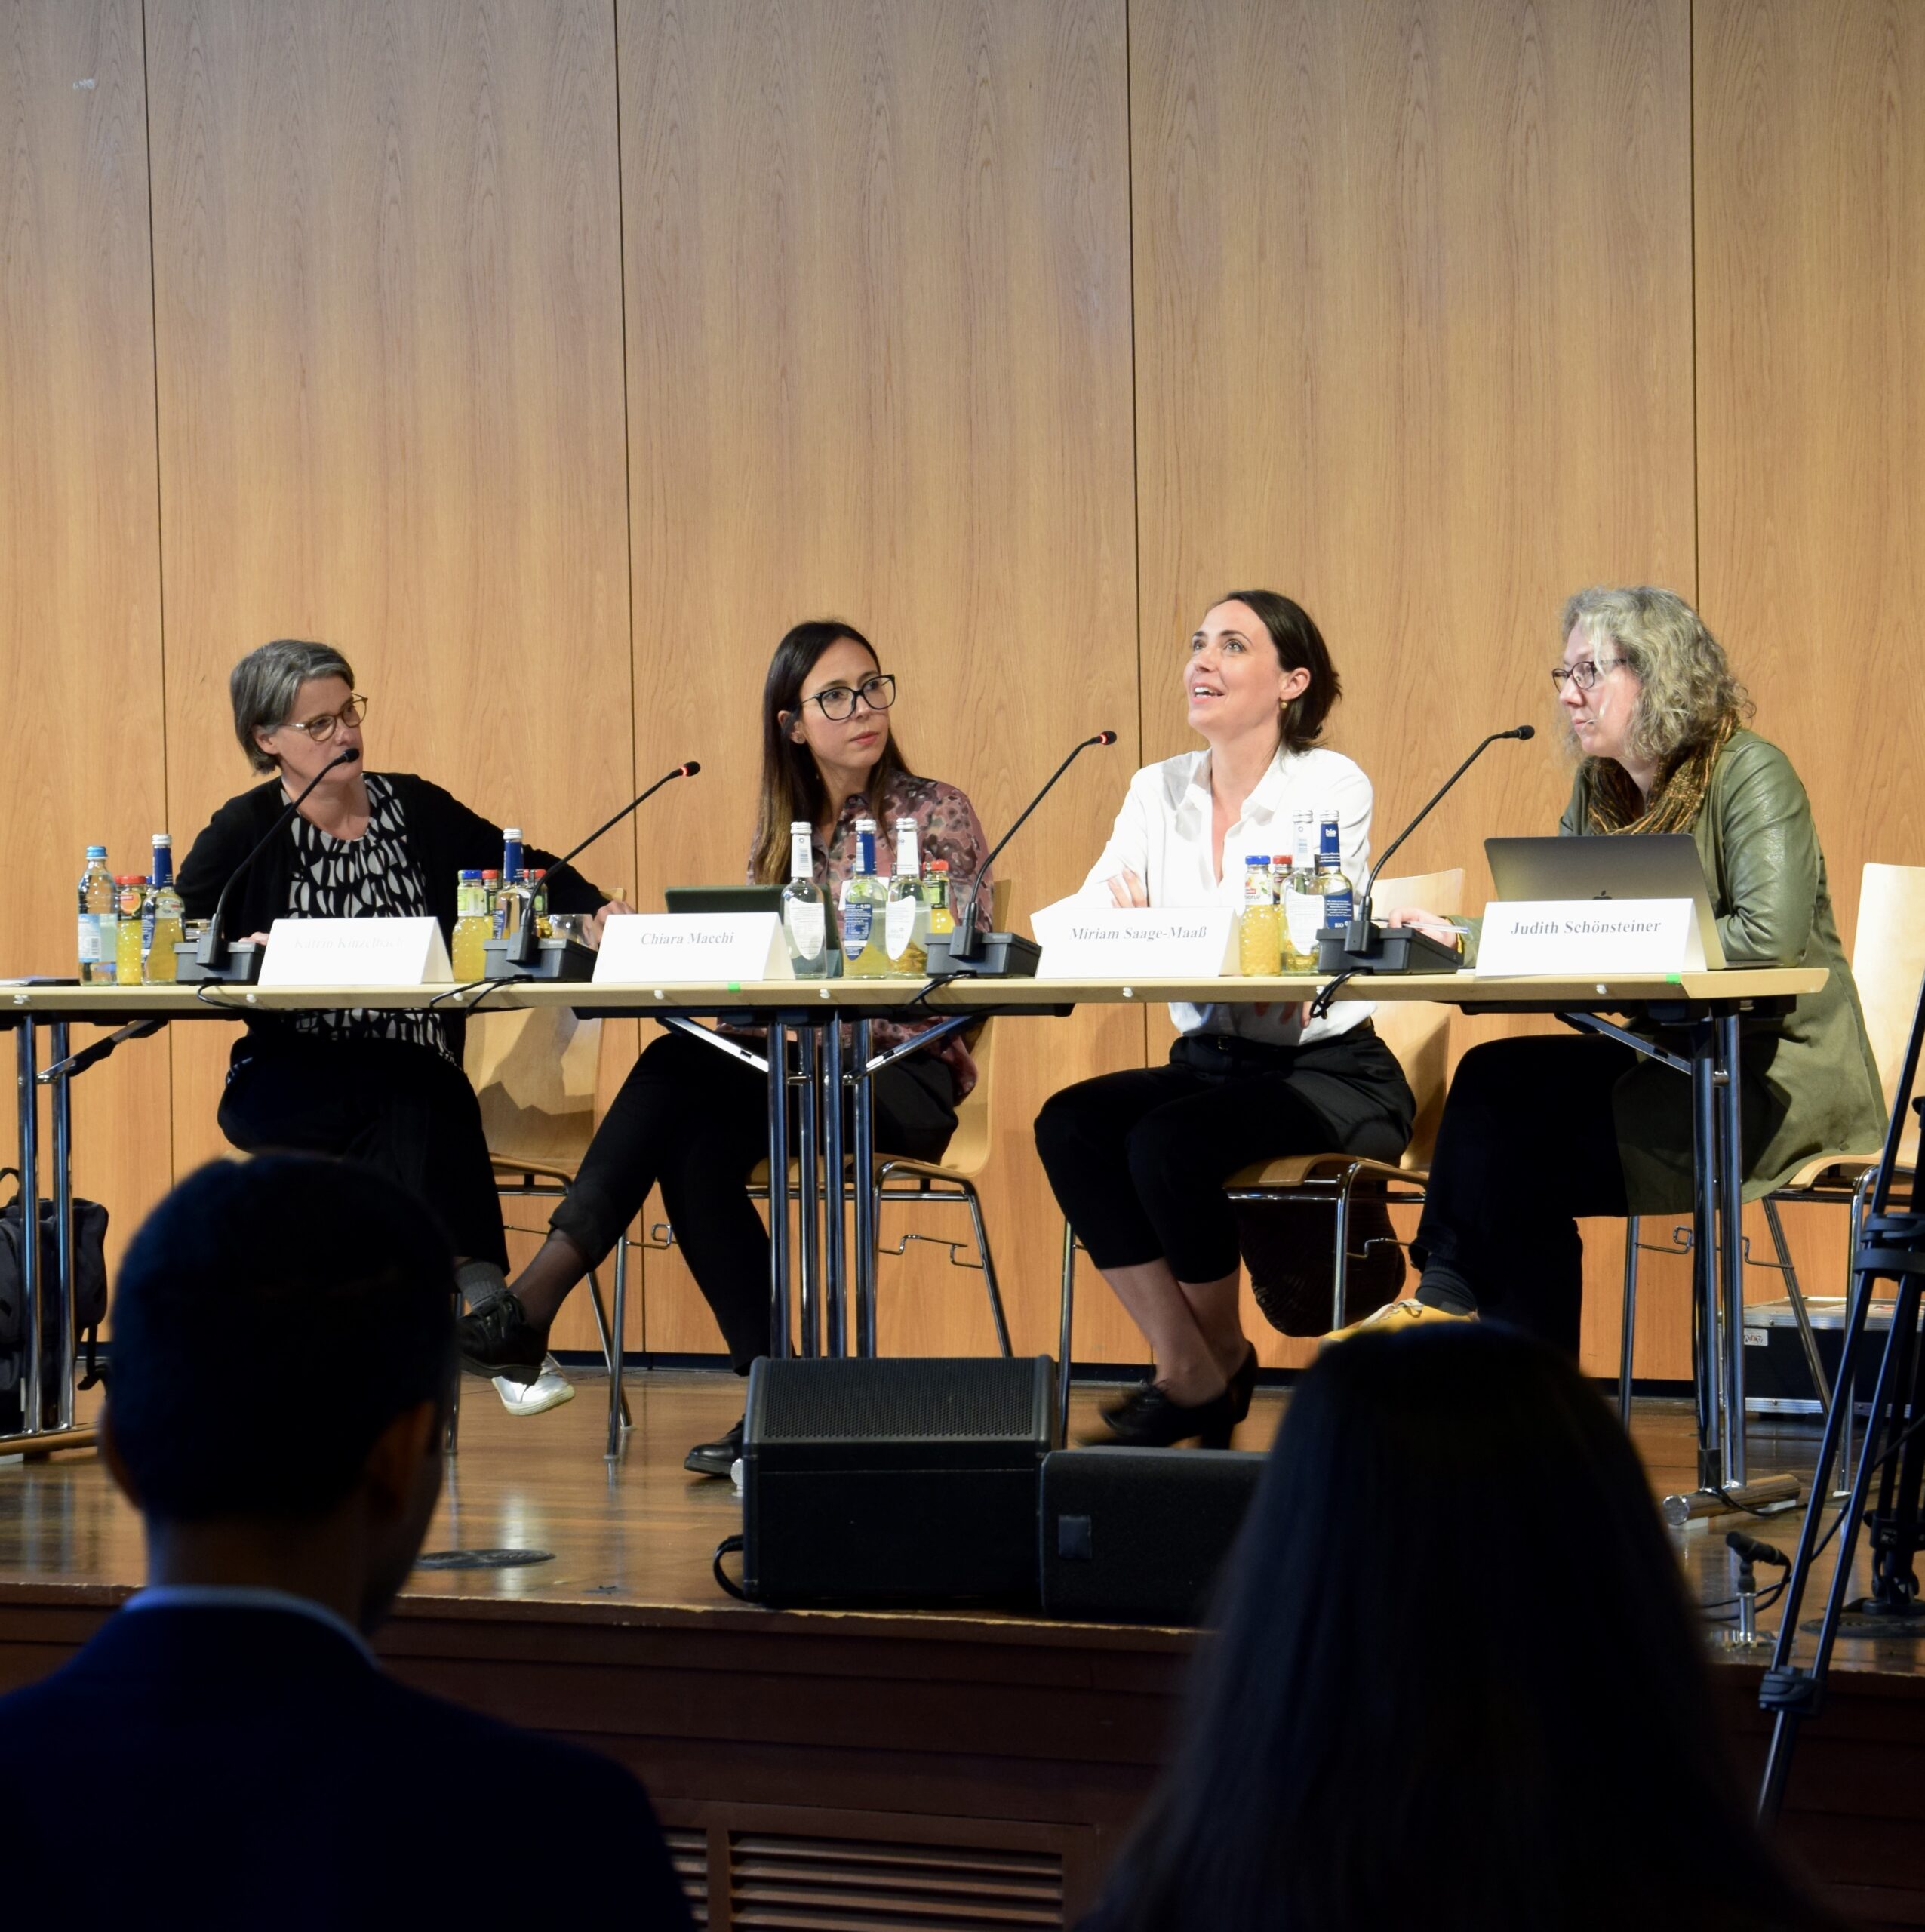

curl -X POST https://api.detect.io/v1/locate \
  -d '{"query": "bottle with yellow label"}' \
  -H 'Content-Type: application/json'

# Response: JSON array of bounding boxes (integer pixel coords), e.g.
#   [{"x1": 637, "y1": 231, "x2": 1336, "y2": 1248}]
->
[
  {"x1": 924, "y1": 859, "x2": 954, "y2": 939},
  {"x1": 1238, "y1": 855, "x2": 1281, "y2": 977},
  {"x1": 114, "y1": 876, "x2": 149, "y2": 985},
  {"x1": 452, "y1": 869, "x2": 491, "y2": 980}
]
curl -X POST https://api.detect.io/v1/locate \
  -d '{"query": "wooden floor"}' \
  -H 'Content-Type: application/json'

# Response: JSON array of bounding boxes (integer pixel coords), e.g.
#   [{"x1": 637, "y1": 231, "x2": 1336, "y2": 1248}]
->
[{"x1": 4, "y1": 1370, "x2": 1925, "y2": 1927}]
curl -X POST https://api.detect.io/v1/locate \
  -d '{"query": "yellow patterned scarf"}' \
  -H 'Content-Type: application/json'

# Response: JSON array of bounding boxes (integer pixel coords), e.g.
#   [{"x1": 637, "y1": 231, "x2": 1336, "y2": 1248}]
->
[{"x1": 1585, "y1": 715, "x2": 1737, "y2": 836}]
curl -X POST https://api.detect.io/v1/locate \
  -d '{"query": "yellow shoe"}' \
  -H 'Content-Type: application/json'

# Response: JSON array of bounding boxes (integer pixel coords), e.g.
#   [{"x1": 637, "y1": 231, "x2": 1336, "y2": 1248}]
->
[{"x1": 1319, "y1": 1297, "x2": 1474, "y2": 1351}]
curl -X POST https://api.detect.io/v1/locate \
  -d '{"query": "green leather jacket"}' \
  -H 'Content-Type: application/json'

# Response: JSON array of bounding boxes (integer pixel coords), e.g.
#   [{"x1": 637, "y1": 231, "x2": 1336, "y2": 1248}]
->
[{"x1": 1558, "y1": 730, "x2": 1886, "y2": 1213}]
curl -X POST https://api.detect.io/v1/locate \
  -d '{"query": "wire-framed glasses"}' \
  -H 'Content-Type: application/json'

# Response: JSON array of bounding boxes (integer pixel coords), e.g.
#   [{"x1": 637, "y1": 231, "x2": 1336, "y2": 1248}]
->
[
  {"x1": 804, "y1": 674, "x2": 896, "y2": 721},
  {"x1": 1548, "y1": 659, "x2": 1620, "y2": 694},
  {"x1": 287, "y1": 694, "x2": 369, "y2": 742}
]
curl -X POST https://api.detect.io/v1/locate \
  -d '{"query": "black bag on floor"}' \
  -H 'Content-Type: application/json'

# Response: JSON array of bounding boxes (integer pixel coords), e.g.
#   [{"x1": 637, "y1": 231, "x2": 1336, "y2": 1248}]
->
[{"x1": 0, "y1": 1168, "x2": 109, "y2": 1398}]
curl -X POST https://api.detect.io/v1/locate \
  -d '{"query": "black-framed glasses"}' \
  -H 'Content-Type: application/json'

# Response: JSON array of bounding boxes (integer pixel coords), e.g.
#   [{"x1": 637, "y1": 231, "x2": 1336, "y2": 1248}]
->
[
  {"x1": 1548, "y1": 659, "x2": 1620, "y2": 694},
  {"x1": 804, "y1": 673, "x2": 896, "y2": 721},
  {"x1": 287, "y1": 694, "x2": 369, "y2": 742}
]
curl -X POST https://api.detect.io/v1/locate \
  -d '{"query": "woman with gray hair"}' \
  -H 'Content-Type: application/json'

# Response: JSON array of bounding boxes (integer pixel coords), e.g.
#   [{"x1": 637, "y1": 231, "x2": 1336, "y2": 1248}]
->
[
  {"x1": 177, "y1": 639, "x2": 626, "y2": 1414},
  {"x1": 1330, "y1": 586, "x2": 1883, "y2": 1351}
]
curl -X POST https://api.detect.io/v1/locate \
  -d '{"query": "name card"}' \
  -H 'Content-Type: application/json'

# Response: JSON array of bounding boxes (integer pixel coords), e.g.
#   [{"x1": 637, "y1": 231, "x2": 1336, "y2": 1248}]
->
[
  {"x1": 257, "y1": 917, "x2": 453, "y2": 989},
  {"x1": 1032, "y1": 902, "x2": 1239, "y2": 980},
  {"x1": 592, "y1": 912, "x2": 793, "y2": 985},
  {"x1": 1476, "y1": 898, "x2": 1702, "y2": 977}
]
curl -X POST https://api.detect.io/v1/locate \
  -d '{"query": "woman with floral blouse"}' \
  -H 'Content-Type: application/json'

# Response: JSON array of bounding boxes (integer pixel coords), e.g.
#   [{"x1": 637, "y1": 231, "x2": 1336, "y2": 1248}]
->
[{"x1": 458, "y1": 620, "x2": 993, "y2": 1475}]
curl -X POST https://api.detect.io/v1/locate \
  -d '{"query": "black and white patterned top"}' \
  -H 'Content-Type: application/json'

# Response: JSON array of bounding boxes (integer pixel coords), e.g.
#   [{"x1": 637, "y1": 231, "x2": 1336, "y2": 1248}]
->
[{"x1": 284, "y1": 775, "x2": 450, "y2": 1062}]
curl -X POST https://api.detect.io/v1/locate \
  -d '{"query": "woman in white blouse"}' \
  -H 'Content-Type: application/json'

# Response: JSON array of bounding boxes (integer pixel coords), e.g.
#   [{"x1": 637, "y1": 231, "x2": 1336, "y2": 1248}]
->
[{"x1": 1033, "y1": 591, "x2": 1415, "y2": 1447}]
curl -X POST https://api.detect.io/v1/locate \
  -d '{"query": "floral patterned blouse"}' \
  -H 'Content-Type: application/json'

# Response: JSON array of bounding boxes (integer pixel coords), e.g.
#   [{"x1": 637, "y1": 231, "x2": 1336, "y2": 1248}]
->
[{"x1": 752, "y1": 773, "x2": 995, "y2": 1100}]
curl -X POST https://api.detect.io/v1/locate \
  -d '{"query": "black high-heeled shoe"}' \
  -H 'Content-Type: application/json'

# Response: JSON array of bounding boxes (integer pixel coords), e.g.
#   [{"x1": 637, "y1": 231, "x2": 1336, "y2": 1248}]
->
[
  {"x1": 1225, "y1": 1343, "x2": 1259, "y2": 1424},
  {"x1": 1087, "y1": 1377, "x2": 1237, "y2": 1450}
]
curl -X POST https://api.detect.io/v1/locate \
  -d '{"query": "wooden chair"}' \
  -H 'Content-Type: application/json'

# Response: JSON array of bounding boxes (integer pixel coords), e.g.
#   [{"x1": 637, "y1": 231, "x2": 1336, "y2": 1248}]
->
[
  {"x1": 1617, "y1": 861, "x2": 1925, "y2": 1428},
  {"x1": 464, "y1": 1005, "x2": 630, "y2": 1439},
  {"x1": 1054, "y1": 868, "x2": 1465, "y2": 1437}
]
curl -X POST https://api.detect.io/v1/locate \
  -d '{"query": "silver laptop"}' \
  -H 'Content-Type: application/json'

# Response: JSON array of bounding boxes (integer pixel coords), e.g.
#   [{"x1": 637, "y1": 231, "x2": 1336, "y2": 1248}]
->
[{"x1": 1484, "y1": 834, "x2": 1726, "y2": 969}]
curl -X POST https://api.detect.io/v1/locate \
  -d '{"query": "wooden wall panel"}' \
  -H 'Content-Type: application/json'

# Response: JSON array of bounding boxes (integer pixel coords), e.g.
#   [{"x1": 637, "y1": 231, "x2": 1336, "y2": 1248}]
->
[
  {"x1": 0, "y1": 0, "x2": 171, "y2": 1272},
  {"x1": 1127, "y1": 0, "x2": 1699, "y2": 1374},
  {"x1": 1691, "y1": 0, "x2": 1925, "y2": 1387},
  {"x1": 142, "y1": 0, "x2": 638, "y2": 1348},
  {"x1": 618, "y1": 0, "x2": 1144, "y2": 1361},
  {"x1": 1696, "y1": 0, "x2": 1925, "y2": 919}
]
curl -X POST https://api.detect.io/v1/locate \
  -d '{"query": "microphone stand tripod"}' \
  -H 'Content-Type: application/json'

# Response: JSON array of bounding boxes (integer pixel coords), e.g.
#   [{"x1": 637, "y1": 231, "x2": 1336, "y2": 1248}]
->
[{"x1": 1757, "y1": 965, "x2": 1925, "y2": 1824}]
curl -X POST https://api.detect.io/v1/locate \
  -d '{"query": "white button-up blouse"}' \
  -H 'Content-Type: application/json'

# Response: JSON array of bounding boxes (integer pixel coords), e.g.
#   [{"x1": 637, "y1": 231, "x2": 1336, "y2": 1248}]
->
[{"x1": 1075, "y1": 744, "x2": 1375, "y2": 1046}]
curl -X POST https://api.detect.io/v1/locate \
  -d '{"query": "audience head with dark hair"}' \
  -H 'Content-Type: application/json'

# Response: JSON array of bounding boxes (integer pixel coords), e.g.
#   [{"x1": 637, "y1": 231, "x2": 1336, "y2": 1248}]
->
[
  {"x1": 2, "y1": 1155, "x2": 695, "y2": 1929},
  {"x1": 105, "y1": 1153, "x2": 456, "y2": 1632},
  {"x1": 1087, "y1": 1323, "x2": 1835, "y2": 1932}
]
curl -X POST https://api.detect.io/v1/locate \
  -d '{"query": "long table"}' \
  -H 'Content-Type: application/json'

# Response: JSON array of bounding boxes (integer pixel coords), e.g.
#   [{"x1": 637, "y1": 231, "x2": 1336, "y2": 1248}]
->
[{"x1": 4, "y1": 965, "x2": 1823, "y2": 1494}]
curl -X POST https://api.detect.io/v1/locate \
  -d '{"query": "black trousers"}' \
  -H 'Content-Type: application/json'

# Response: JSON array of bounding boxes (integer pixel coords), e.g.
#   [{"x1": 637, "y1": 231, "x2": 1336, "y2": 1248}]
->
[
  {"x1": 552, "y1": 1029, "x2": 958, "y2": 1373},
  {"x1": 1411, "y1": 1035, "x2": 1634, "y2": 1353},
  {"x1": 1034, "y1": 1029, "x2": 1414, "y2": 1284},
  {"x1": 217, "y1": 1031, "x2": 509, "y2": 1270}
]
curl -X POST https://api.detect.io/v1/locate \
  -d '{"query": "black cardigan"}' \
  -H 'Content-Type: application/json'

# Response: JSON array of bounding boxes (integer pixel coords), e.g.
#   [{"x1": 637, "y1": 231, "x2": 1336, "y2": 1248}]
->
[{"x1": 177, "y1": 773, "x2": 607, "y2": 1052}]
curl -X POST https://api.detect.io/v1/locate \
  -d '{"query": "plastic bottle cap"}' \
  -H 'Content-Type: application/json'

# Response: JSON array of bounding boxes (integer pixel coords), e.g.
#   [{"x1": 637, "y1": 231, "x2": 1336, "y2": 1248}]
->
[
  {"x1": 1246, "y1": 855, "x2": 1269, "y2": 866},
  {"x1": 503, "y1": 827, "x2": 523, "y2": 839},
  {"x1": 87, "y1": 845, "x2": 107, "y2": 858}
]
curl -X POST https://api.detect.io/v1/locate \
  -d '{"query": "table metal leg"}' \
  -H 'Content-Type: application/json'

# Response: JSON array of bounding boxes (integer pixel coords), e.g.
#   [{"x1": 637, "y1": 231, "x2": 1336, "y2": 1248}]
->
[
  {"x1": 851, "y1": 1018, "x2": 878, "y2": 1358},
  {"x1": 1691, "y1": 1023, "x2": 1724, "y2": 1491},
  {"x1": 797, "y1": 1026, "x2": 821, "y2": 1358},
  {"x1": 607, "y1": 1234, "x2": 628, "y2": 1458},
  {"x1": 1716, "y1": 1012, "x2": 1748, "y2": 1489},
  {"x1": 767, "y1": 1020, "x2": 792, "y2": 1360},
  {"x1": 15, "y1": 1020, "x2": 41, "y2": 1436},
  {"x1": 47, "y1": 1022, "x2": 75, "y2": 1432},
  {"x1": 823, "y1": 1020, "x2": 847, "y2": 1357}
]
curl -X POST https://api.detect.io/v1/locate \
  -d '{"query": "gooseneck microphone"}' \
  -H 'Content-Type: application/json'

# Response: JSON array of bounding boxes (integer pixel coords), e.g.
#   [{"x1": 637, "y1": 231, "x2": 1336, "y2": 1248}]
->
[
  {"x1": 192, "y1": 746, "x2": 363, "y2": 980},
  {"x1": 504, "y1": 761, "x2": 701, "y2": 968},
  {"x1": 945, "y1": 731, "x2": 1118, "y2": 974},
  {"x1": 1323, "y1": 725, "x2": 1536, "y2": 975}
]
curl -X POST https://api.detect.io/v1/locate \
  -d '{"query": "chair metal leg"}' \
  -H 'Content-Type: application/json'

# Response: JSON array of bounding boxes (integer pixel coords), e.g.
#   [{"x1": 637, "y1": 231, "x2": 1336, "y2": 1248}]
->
[
  {"x1": 1330, "y1": 1180, "x2": 1351, "y2": 1332},
  {"x1": 1619, "y1": 1214, "x2": 1641, "y2": 1427},
  {"x1": 1762, "y1": 1194, "x2": 1833, "y2": 1417},
  {"x1": 584, "y1": 1264, "x2": 632, "y2": 1429},
  {"x1": 607, "y1": 1235, "x2": 629, "y2": 1459},
  {"x1": 960, "y1": 1180, "x2": 1013, "y2": 1358},
  {"x1": 1056, "y1": 1220, "x2": 1076, "y2": 1444}
]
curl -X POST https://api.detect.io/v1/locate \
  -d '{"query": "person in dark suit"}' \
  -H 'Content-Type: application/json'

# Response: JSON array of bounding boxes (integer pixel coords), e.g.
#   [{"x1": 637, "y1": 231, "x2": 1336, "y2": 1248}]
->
[{"x1": 0, "y1": 1155, "x2": 693, "y2": 1931}]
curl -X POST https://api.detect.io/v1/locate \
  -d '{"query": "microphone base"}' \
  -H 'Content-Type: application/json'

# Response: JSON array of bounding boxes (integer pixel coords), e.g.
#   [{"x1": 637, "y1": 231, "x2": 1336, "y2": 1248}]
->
[
  {"x1": 1315, "y1": 924, "x2": 1463, "y2": 976},
  {"x1": 924, "y1": 932, "x2": 1042, "y2": 979},
  {"x1": 482, "y1": 937, "x2": 598, "y2": 983},
  {"x1": 481, "y1": 935, "x2": 595, "y2": 981},
  {"x1": 175, "y1": 940, "x2": 263, "y2": 984}
]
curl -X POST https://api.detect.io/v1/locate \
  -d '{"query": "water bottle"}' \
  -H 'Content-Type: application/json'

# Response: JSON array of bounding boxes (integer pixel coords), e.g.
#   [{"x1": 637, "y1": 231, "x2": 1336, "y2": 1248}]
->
[{"x1": 77, "y1": 846, "x2": 114, "y2": 983}]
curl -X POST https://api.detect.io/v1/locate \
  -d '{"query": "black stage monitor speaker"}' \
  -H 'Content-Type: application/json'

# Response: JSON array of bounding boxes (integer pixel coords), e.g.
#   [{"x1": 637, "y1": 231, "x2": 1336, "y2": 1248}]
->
[
  {"x1": 1039, "y1": 1447, "x2": 1268, "y2": 1625},
  {"x1": 742, "y1": 1355, "x2": 1056, "y2": 1607}
]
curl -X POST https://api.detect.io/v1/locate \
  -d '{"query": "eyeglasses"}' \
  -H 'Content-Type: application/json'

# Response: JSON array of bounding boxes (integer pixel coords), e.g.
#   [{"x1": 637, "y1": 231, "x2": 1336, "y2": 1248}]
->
[
  {"x1": 1548, "y1": 659, "x2": 1621, "y2": 694},
  {"x1": 804, "y1": 673, "x2": 896, "y2": 721},
  {"x1": 285, "y1": 694, "x2": 369, "y2": 742}
]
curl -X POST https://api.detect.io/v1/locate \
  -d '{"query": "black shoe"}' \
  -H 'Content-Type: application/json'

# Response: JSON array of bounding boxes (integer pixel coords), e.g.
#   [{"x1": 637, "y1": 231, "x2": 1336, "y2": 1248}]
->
[
  {"x1": 685, "y1": 1419, "x2": 744, "y2": 1479},
  {"x1": 1226, "y1": 1343, "x2": 1259, "y2": 1424},
  {"x1": 457, "y1": 1293, "x2": 546, "y2": 1382},
  {"x1": 1087, "y1": 1379, "x2": 1236, "y2": 1450}
]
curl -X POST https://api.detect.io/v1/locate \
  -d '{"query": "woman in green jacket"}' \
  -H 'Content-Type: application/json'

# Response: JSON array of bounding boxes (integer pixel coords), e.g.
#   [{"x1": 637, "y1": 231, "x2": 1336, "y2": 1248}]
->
[{"x1": 1348, "y1": 585, "x2": 1884, "y2": 1352}]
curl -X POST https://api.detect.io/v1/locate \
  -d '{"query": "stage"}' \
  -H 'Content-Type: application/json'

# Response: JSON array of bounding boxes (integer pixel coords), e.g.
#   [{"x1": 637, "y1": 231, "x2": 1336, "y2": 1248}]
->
[{"x1": 4, "y1": 1371, "x2": 1923, "y2": 1928}]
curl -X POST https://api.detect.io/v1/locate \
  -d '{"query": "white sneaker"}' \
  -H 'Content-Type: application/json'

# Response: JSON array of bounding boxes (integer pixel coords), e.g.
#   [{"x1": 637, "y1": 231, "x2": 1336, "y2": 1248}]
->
[{"x1": 494, "y1": 1354, "x2": 576, "y2": 1417}]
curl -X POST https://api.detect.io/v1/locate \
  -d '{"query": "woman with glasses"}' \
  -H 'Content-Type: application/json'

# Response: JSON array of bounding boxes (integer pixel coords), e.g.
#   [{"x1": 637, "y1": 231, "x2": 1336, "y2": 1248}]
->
[
  {"x1": 460, "y1": 620, "x2": 993, "y2": 1476},
  {"x1": 178, "y1": 638, "x2": 623, "y2": 1415},
  {"x1": 1333, "y1": 586, "x2": 1883, "y2": 1351},
  {"x1": 1032, "y1": 592, "x2": 1416, "y2": 1448}
]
